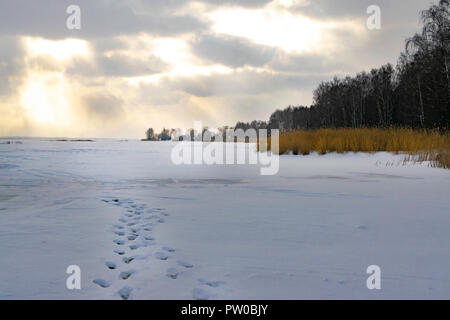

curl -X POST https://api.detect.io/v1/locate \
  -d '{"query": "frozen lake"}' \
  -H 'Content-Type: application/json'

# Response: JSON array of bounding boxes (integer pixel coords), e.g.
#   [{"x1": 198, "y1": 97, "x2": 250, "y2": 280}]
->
[{"x1": 0, "y1": 139, "x2": 449, "y2": 299}]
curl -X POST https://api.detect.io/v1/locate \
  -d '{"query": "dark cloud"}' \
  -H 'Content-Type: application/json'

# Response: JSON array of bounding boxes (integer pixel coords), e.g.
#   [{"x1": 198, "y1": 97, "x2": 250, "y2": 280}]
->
[
  {"x1": 0, "y1": 0, "x2": 207, "y2": 39},
  {"x1": 162, "y1": 69, "x2": 324, "y2": 97},
  {"x1": 67, "y1": 53, "x2": 169, "y2": 77},
  {"x1": 292, "y1": 0, "x2": 431, "y2": 21},
  {"x1": 190, "y1": 34, "x2": 276, "y2": 68},
  {"x1": 188, "y1": 33, "x2": 358, "y2": 74},
  {"x1": 268, "y1": 52, "x2": 354, "y2": 74},
  {"x1": 98, "y1": 54, "x2": 168, "y2": 77}
]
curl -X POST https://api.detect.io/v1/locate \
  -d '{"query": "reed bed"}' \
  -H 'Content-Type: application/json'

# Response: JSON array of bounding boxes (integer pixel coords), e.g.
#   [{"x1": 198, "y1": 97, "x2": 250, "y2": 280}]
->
[{"x1": 260, "y1": 128, "x2": 449, "y2": 169}]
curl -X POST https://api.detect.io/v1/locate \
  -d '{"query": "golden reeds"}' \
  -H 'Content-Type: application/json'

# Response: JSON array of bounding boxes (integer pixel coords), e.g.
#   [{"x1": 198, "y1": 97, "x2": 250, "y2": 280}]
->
[{"x1": 260, "y1": 128, "x2": 449, "y2": 169}]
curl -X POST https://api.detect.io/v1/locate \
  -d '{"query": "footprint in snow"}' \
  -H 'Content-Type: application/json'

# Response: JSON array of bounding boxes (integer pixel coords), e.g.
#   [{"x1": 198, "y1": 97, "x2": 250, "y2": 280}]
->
[
  {"x1": 114, "y1": 249, "x2": 125, "y2": 256},
  {"x1": 119, "y1": 270, "x2": 135, "y2": 280},
  {"x1": 155, "y1": 252, "x2": 169, "y2": 260},
  {"x1": 198, "y1": 278, "x2": 225, "y2": 288},
  {"x1": 123, "y1": 257, "x2": 134, "y2": 264},
  {"x1": 166, "y1": 268, "x2": 179, "y2": 279},
  {"x1": 113, "y1": 239, "x2": 125, "y2": 245},
  {"x1": 192, "y1": 288, "x2": 212, "y2": 300},
  {"x1": 114, "y1": 231, "x2": 125, "y2": 236},
  {"x1": 93, "y1": 279, "x2": 110, "y2": 288},
  {"x1": 127, "y1": 235, "x2": 137, "y2": 241},
  {"x1": 141, "y1": 240, "x2": 155, "y2": 247},
  {"x1": 178, "y1": 260, "x2": 194, "y2": 268},
  {"x1": 105, "y1": 261, "x2": 117, "y2": 270},
  {"x1": 162, "y1": 246, "x2": 175, "y2": 252},
  {"x1": 118, "y1": 286, "x2": 133, "y2": 300}
]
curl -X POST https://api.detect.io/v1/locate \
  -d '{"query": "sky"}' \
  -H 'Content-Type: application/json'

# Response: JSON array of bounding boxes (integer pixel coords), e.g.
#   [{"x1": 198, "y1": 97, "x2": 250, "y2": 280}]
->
[{"x1": 0, "y1": 0, "x2": 435, "y2": 138}]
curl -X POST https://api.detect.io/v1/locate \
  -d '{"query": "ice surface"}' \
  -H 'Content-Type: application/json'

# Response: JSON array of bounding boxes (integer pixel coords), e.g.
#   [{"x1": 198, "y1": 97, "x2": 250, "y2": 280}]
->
[{"x1": 0, "y1": 139, "x2": 449, "y2": 299}]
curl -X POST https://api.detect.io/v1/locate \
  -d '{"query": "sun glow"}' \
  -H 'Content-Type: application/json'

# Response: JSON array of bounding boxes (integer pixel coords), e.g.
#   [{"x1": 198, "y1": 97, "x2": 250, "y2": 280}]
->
[
  {"x1": 25, "y1": 37, "x2": 90, "y2": 61},
  {"x1": 18, "y1": 37, "x2": 88, "y2": 126},
  {"x1": 20, "y1": 72, "x2": 72, "y2": 125},
  {"x1": 209, "y1": 7, "x2": 322, "y2": 53},
  {"x1": 125, "y1": 37, "x2": 233, "y2": 85}
]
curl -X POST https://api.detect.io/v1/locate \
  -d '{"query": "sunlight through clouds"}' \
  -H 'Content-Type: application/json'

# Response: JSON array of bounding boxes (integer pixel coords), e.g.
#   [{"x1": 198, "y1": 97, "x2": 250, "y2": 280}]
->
[
  {"x1": 25, "y1": 37, "x2": 90, "y2": 61},
  {"x1": 124, "y1": 36, "x2": 233, "y2": 85},
  {"x1": 20, "y1": 71, "x2": 72, "y2": 125},
  {"x1": 208, "y1": 6, "x2": 322, "y2": 53},
  {"x1": 17, "y1": 37, "x2": 90, "y2": 127}
]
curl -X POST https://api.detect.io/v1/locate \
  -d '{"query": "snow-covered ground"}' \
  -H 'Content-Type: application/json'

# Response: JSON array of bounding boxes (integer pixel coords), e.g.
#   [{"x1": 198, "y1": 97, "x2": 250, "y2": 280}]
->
[{"x1": 0, "y1": 139, "x2": 449, "y2": 299}]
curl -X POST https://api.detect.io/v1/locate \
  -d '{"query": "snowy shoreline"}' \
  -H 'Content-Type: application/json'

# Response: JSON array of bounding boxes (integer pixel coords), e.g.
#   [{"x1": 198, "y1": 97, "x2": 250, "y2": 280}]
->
[{"x1": 0, "y1": 140, "x2": 449, "y2": 299}]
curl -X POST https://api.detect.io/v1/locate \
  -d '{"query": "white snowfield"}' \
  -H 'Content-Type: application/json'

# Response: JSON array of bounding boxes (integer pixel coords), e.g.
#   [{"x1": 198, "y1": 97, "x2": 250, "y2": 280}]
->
[{"x1": 0, "y1": 139, "x2": 449, "y2": 300}]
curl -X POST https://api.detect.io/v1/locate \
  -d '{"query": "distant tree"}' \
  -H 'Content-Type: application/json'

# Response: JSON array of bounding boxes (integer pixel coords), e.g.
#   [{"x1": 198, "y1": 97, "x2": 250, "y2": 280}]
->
[
  {"x1": 169, "y1": 128, "x2": 177, "y2": 138},
  {"x1": 184, "y1": 128, "x2": 196, "y2": 141},
  {"x1": 159, "y1": 128, "x2": 171, "y2": 141},
  {"x1": 145, "y1": 128, "x2": 156, "y2": 141},
  {"x1": 218, "y1": 126, "x2": 229, "y2": 141}
]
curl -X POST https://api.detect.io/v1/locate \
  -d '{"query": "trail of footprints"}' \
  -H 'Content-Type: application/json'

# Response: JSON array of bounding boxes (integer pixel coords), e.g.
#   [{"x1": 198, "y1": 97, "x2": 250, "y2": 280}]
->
[{"x1": 93, "y1": 198, "x2": 194, "y2": 300}]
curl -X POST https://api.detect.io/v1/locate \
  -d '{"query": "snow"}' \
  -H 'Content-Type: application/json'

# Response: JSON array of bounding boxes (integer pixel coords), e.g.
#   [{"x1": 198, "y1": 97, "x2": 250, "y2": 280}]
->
[{"x1": 0, "y1": 138, "x2": 449, "y2": 299}]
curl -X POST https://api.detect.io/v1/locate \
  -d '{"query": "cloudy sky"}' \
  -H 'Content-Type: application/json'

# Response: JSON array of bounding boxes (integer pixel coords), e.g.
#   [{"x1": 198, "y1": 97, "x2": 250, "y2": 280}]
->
[{"x1": 0, "y1": 0, "x2": 434, "y2": 138}]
